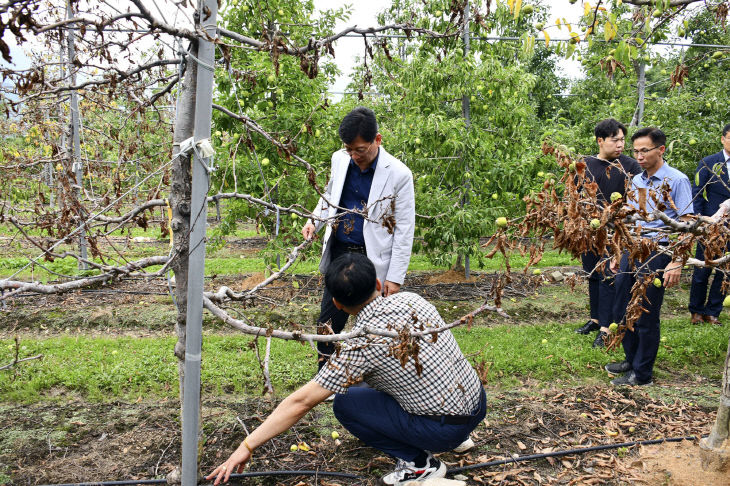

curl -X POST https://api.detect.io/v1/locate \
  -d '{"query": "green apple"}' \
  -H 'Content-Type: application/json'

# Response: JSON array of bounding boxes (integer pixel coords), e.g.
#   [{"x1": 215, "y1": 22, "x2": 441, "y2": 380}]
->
[
  {"x1": 532, "y1": 269, "x2": 542, "y2": 276},
  {"x1": 541, "y1": 338, "x2": 548, "y2": 344},
  {"x1": 689, "y1": 138, "x2": 697, "y2": 145},
  {"x1": 568, "y1": 162, "x2": 576, "y2": 172},
  {"x1": 434, "y1": 10, "x2": 442, "y2": 17},
  {"x1": 608, "y1": 322, "x2": 619, "y2": 333},
  {"x1": 628, "y1": 426, "x2": 635, "y2": 433},
  {"x1": 496, "y1": 217, "x2": 508, "y2": 228},
  {"x1": 278, "y1": 9, "x2": 285, "y2": 16},
  {"x1": 537, "y1": 171, "x2": 545, "y2": 177},
  {"x1": 610, "y1": 192, "x2": 622, "y2": 203},
  {"x1": 492, "y1": 193, "x2": 499, "y2": 200},
  {"x1": 590, "y1": 218, "x2": 600, "y2": 230},
  {"x1": 290, "y1": 444, "x2": 298, "y2": 451},
  {"x1": 723, "y1": 295, "x2": 730, "y2": 307},
  {"x1": 414, "y1": 137, "x2": 421, "y2": 145},
  {"x1": 291, "y1": 213, "x2": 298, "y2": 220},
  {"x1": 652, "y1": 9, "x2": 662, "y2": 18},
  {"x1": 261, "y1": 157, "x2": 270, "y2": 166},
  {"x1": 522, "y1": 5, "x2": 534, "y2": 15},
  {"x1": 535, "y1": 22, "x2": 544, "y2": 31},
  {"x1": 315, "y1": 129, "x2": 321, "y2": 137},
  {"x1": 653, "y1": 277, "x2": 662, "y2": 288},
  {"x1": 331, "y1": 431, "x2": 340, "y2": 439},
  {"x1": 267, "y1": 74, "x2": 276, "y2": 83}
]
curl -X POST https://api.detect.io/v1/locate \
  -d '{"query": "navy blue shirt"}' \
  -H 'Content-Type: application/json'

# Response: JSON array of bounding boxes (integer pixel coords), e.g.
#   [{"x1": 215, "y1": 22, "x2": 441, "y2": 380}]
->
[{"x1": 335, "y1": 150, "x2": 379, "y2": 245}]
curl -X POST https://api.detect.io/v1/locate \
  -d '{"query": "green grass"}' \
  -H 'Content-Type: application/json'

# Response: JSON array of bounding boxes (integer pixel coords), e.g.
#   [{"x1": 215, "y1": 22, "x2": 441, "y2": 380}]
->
[{"x1": 2, "y1": 314, "x2": 725, "y2": 403}]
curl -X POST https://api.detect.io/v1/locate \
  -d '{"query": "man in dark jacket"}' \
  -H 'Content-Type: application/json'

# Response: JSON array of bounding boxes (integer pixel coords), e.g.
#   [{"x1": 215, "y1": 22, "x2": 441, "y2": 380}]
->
[
  {"x1": 688, "y1": 123, "x2": 730, "y2": 325},
  {"x1": 575, "y1": 119, "x2": 641, "y2": 347}
]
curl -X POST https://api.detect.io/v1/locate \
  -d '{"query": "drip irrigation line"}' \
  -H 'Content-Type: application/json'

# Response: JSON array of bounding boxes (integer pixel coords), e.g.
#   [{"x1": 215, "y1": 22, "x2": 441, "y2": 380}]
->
[
  {"x1": 37, "y1": 434, "x2": 705, "y2": 486},
  {"x1": 39, "y1": 469, "x2": 363, "y2": 486},
  {"x1": 448, "y1": 434, "x2": 705, "y2": 474}
]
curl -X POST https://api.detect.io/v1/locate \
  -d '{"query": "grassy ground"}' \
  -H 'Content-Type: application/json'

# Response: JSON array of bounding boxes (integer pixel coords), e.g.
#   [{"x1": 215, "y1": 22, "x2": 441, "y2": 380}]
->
[{"x1": 2, "y1": 279, "x2": 726, "y2": 404}]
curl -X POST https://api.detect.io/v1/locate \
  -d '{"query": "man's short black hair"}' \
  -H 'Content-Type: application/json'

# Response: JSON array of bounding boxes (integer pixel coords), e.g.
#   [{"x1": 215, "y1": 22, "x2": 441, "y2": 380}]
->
[
  {"x1": 338, "y1": 107, "x2": 378, "y2": 144},
  {"x1": 723, "y1": 123, "x2": 730, "y2": 137},
  {"x1": 324, "y1": 253, "x2": 377, "y2": 307},
  {"x1": 631, "y1": 126, "x2": 666, "y2": 147},
  {"x1": 594, "y1": 118, "x2": 627, "y2": 140}
]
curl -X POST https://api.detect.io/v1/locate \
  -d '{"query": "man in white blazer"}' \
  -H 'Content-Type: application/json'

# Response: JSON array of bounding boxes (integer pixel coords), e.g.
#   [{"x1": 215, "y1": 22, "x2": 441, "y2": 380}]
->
[{"x1": 302, "y1": 107, "x2": 416, "y2": 369}]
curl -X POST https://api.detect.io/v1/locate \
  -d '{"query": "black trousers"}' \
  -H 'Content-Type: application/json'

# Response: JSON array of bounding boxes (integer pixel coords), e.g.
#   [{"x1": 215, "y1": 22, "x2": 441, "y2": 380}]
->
[{"x1": 317, "y1": 239, "x2": 366, "y2": 370}]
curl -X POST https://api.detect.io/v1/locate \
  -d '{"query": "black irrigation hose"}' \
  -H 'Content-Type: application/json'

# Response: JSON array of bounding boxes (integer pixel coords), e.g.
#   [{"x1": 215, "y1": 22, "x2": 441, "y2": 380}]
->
[
  {"x1": 40, "y1": 470, "x2": 363, "y2": 486},
  {"x1": 38, "y1": 434, "x2": 706, "y2": 486},
  {"x1": 448, "y1": 434, "x2": 704, "y2": 474}
]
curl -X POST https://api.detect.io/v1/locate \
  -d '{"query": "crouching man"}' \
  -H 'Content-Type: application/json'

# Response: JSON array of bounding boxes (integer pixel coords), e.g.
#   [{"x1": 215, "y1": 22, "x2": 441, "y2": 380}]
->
[{"x1": 207, "y1": 253, "x2": 486, "y2": 485}]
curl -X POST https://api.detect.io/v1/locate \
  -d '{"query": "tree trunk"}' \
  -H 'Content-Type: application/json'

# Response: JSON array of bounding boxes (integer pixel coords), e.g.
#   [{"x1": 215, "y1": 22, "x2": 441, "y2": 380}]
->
[
  {"x1": 630, "y1": 61, "x2": 645, "y2": 128},
  {"x1": 699, "y1": 334, "x2": 730, "y2": 472},
  {"x1": 170, "y1": 43, "x2": 198, "y2": 415}
]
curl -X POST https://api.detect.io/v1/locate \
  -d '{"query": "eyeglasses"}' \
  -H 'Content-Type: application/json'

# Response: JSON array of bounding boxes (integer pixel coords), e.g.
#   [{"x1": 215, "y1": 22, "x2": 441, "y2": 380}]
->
[
  {"x1": 631, "y1": 146, "x2": 661, "y2": 156},
  {"x1": 343, "y1": 142, "x2": 373, "y2": 156}
]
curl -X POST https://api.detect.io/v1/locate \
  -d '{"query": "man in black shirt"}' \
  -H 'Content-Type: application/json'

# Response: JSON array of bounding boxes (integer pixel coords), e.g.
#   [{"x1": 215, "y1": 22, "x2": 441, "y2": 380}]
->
[{"x1": 575, "y1": 119, "x2": 641, "y2": 347}]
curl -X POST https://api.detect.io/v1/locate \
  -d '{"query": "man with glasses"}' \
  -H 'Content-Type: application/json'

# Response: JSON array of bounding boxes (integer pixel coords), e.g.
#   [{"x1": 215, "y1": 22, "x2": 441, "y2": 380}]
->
[
  {"x1": 575, "y1": 119, "x2": 641, "y2": 348},
  {"x1": 606, "y1": 127, "x2": 693, "y2": 386},
  {"x1": 688, "y1": 123, "x2": 730, "y2": 326},
  {"x1": 302, "y1": 107, "x2": 416, "y2": 370}
]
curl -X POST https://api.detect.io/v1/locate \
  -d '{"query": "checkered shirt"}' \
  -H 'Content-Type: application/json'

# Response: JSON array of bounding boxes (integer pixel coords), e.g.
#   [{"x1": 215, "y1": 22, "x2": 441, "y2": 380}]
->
[{"x1": 314, "y1": 292, "x2": 483, "y2": 416}]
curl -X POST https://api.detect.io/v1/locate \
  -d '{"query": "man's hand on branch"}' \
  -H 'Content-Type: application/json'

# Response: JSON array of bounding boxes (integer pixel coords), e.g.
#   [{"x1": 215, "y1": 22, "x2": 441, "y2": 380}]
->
[
  {"x1": 610, "y1": 257, "x2": 621, "y2": 274},
  {"x1": 662, "y1": 261, "x2": 683, "y2": 289},
  {"x1": 383, "y1": 280, "x2": 401, "y2": 297},
  {"x1": 711, "y1": 199, "x2": 730, "y2": 222},
  {"x1": 302, "y1": 222, "x2": 315, "y2": 240}
]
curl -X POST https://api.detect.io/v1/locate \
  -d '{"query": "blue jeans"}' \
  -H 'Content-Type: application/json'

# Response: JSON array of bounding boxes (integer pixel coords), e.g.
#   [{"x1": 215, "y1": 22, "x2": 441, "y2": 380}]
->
[
  {"x1": 612, "y1": 251, "x2": 671, "y2": 383},
  {"x1": 582, "y1": 251, "x2": 616, "y2": 327},
  {"x1": 333, "y1": 387, "x2": 487, "y2": 462},
  {"x1": 688, "y1": 242, "x2": 728, "y2": 318}
]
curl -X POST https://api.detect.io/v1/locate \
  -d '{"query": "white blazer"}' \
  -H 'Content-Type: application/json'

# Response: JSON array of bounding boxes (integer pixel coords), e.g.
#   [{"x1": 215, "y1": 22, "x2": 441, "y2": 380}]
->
[{"x1": 308, "y1": 147, "x2": 415, "y2": 286}]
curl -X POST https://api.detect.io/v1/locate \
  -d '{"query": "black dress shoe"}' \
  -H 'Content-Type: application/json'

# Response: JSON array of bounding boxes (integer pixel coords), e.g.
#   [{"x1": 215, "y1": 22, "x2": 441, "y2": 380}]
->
[
  {"x1": 610, "y1": 370, "x2": 652, "y2": 386},
  {"x1": 605, "y1": 360, "x2": 632, "y2": 374},
  {"x1": 592, "y1": 331, "x2": 607, "y2": 348},
  {"x1": 576, "y1": 320, "x2": 600, "y2": 334}
]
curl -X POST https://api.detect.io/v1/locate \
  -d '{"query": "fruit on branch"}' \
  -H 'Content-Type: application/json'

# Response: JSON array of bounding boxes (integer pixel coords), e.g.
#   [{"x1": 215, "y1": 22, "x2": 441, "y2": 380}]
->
[
  {"x1": 590, "y1": 218, "x2": 601, "y2": 230},
  {"x1": 522, "y1": 5, "x2": 534, "y2": 15},
  {"x1": 653, "y1": 277, "x2": 662, "y2": 288},
  {"x1": 492, "y1": 193, "x2": 499, "y2": 200},
  {"x1": 568, "y1": 162, "x2": 576, "y2": 172},
  {"x1": 496, "y1": 217, "x2": 508, "y2": 228},
  {"x1": 610, "y1": 192, "x2": 622, "y2": 203},
  {"x1": 608, "y1": 322, "x2": 618, "y2": 333}
]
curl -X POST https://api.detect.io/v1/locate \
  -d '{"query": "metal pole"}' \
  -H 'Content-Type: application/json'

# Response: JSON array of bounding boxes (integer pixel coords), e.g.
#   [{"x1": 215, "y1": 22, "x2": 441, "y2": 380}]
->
[
  {"x1": 181, "y1": 0, "x2": 217, "y2": 484},
  {"x1": 461, "y1": 1, "x2": 471, "y2": 279},
  {"x1": 67, "y1": 0, "x2": 87, "y2": 270}
]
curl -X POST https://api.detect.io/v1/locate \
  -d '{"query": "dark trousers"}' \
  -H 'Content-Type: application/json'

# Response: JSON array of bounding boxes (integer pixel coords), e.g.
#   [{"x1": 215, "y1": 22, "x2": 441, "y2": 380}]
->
[
  {"x1": 333, "y1": 387, "x2": 487, "y2": 462},
  {"x1": 688, "y1": 242, "x2": 728, "y2": 318},
  {"x1": 612, "y1": 251, "x2": 671, "y2": 383},
  {"x1": 581, "y1": 251, "x2": 616, "y2": 327},
  {"x1": 317, "y1": 240, "x2": 366, "y2": 370}
]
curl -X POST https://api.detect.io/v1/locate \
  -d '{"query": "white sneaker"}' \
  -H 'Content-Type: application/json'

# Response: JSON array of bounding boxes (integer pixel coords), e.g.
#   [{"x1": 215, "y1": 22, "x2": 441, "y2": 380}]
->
[
  {"x1": 452, "y1": 437, "x2": 475, "y2": 453},
  {"x1": 380, "y1": 453, "x2": 446, "y2": 485}
]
